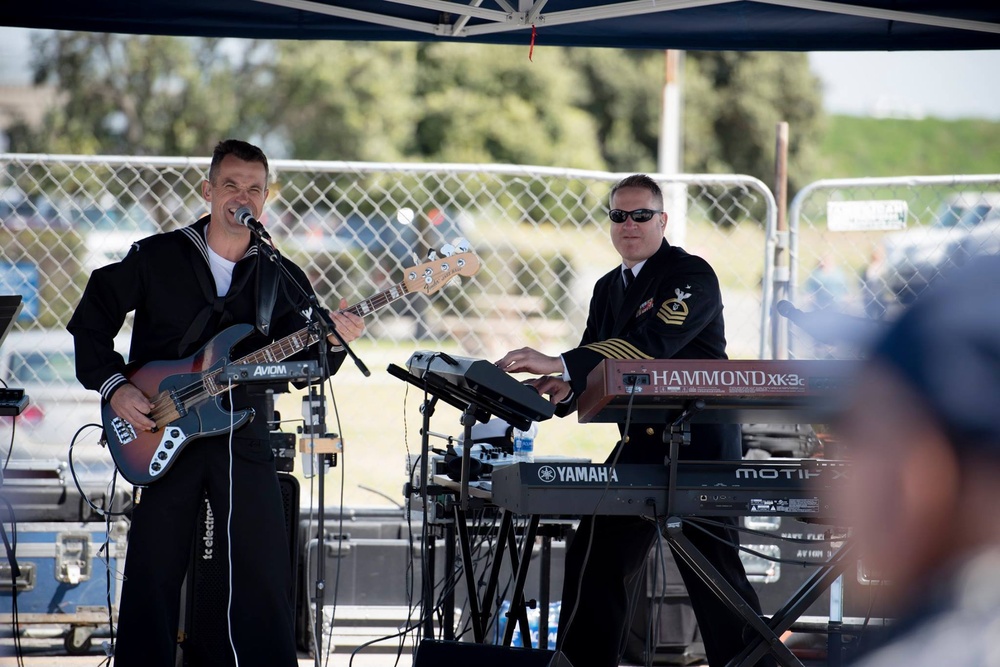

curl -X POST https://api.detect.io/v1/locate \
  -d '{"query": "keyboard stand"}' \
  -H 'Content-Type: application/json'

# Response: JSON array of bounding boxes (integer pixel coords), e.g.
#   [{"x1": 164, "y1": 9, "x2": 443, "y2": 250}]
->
[
  {"x1": 662, "y1": 517, "x2": 853, "y2": 667},
  {"x1": 456, "y1": 497, "x2": 552, "y2": 647},
  {"x1": 659, "y1": 399, "x2": 853, "y2": 667}
]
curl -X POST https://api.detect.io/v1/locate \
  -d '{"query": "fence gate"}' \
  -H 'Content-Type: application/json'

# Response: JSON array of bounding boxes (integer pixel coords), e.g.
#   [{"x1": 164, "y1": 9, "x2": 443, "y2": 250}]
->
[{"x1": 781, "y1": 174, "x2": 1000, "y2": 360}]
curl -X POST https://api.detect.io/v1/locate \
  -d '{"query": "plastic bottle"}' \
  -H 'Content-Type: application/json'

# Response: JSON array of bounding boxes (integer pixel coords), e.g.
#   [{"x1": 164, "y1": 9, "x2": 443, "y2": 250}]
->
[{"x1": 512, "y1": 421, "x2": 538, "y2": 463}]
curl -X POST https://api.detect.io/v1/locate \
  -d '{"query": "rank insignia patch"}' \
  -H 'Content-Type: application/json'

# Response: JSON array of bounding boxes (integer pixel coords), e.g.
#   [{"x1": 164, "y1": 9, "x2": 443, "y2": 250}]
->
[{"x1": 658, "y1": 288, "x2": 692, "y2": 326}]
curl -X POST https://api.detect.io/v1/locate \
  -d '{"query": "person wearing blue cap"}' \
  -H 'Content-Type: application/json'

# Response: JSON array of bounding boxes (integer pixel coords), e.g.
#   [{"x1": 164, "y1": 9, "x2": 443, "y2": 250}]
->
[{"x1": 835, "y1": 254, "x2": 1000, "y2": 667}]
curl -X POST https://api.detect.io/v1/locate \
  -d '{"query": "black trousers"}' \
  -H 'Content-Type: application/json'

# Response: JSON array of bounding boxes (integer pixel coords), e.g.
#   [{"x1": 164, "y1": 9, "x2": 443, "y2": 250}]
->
[
  {"x1": 557, "y1": 513, "x2": 766, "y2": 667},
  {"x1": 114, "y1": 436, "x2": 297, "y2": 667}
]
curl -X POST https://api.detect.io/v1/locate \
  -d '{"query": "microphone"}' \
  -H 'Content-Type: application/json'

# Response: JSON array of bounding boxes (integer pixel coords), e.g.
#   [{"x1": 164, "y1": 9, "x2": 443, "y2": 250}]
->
[
  {"x1": 234, "y1": 206, "x2": 271, "y2": 241},
  {"x1": 775, "y1": 299, "x2": 800, "y2": 322},
  {"x1": 775, "y1": 299, "x2": 885, "y2": 346}
]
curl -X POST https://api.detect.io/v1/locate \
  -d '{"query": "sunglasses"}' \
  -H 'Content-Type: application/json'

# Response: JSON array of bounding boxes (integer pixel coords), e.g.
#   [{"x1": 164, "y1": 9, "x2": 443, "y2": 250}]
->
[{"x1": 609, "y1": 208, "x2": 661, "y2": 224}]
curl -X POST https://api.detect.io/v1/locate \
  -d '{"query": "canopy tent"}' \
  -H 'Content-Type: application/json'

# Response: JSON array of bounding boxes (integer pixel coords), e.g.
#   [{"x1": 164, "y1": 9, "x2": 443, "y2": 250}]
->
[{"x1": 3, "y1": 0, "x2": 1000, "y2": 51}]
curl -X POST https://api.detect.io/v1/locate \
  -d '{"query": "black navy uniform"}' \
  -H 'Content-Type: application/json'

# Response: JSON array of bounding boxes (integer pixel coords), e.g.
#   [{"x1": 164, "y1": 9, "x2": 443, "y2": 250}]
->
[
  {"x1": 557, "y1": 238, "x2": 766, "y2": 667},
  {"x1": 68, "y1": 216, "x2": 345, "y2": 666}
]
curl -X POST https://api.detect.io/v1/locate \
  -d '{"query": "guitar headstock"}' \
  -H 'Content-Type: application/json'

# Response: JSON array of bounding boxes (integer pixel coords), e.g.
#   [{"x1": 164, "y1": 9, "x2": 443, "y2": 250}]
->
[{"x1": 402, "y1": 245, "x2": 481, "y2": 296}]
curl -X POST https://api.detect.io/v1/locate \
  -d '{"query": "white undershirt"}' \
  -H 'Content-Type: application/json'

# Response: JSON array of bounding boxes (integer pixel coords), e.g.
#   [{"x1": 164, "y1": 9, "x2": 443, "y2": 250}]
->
[{"x1": 207, "y1": 245, "x2": 236, "y2": 297}]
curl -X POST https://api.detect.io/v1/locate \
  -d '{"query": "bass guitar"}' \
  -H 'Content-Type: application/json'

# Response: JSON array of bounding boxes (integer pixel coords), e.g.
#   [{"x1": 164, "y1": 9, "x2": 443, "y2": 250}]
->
[{"x1": 102, "y1": 249, "x2": 480, "y2": 485}]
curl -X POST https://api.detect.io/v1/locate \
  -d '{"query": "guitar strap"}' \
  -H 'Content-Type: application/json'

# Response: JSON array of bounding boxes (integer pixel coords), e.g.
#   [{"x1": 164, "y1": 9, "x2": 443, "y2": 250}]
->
[{"x1": 255, "y1": 249, "x2": 279, "y2": 337}]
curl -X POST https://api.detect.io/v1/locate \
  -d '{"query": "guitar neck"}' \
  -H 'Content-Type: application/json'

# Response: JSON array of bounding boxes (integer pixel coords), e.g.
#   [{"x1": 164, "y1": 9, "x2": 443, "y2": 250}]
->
[
  {"x1": 342, "y1": 280, "x2": 410, "y2": 318},
  {"x1": 223, "y1": 280, "x2": 410, "y2": 372}
]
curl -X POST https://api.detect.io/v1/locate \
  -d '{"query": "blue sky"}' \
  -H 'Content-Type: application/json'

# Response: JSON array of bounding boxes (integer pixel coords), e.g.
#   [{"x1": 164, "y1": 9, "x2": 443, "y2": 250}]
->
[
  {"x1": 809, "y1": 50, "x2": 1000, "y2": 120},
  {"x1": 1, "y1": 26, "x2": 999, "y2": 120}
]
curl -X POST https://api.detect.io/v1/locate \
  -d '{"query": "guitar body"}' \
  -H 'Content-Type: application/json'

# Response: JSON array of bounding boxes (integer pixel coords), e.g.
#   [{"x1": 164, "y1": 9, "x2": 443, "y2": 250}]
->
[
  {"x1": 99, "y1": 248, "x2": 482, "y2": 486},
  {"x1": 102, "y1": 324, "x2": 255, "y2": 486}
]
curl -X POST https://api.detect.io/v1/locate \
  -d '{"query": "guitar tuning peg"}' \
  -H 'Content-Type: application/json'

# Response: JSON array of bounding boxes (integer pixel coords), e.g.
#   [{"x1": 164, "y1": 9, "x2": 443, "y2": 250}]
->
[
  {"x1": 427, "y1": 251, "x2": 438, "y2": 261},
  {"x1": 440, "y1": 243, "x2": 456, "y2": 257},
  {"x1": 454, "y1": 238, "x2": 470, "y2": 253}
]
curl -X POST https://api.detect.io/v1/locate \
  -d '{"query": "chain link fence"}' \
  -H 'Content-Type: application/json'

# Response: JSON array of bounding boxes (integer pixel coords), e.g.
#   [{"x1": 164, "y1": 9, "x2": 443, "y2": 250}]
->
[
  {"x1": 1, "y1": 154, "x2": 774, "y2": 501},
  {"x1": 781, "y1": 174, "x2": 1000, "y2": 360}
]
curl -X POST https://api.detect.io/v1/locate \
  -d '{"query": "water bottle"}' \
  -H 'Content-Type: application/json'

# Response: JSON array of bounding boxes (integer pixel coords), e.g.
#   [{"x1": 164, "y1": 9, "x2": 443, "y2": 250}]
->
[{"x1": 512, "y1": 421, "x2": 537, "y2": 463}]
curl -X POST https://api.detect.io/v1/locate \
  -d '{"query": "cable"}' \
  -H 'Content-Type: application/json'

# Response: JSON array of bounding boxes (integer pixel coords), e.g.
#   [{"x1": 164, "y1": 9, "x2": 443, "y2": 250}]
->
[
  {"x1": 558, "y1": 378, "x2": 639, "y2": 655},
  {"x1": 0, "y1": 495, "x2": 24, "y2": 667},
  {"x1": 323, "y1": 376, "x2": 347, "y2": 667},
  {"x1": 680, "y1": 517, "x2": 845, "y2": 568},
  {"x1": 67, "y1": 423, "x2": 132, "y2": 518},
  {"x1": 3, "y1": 412, "x2": 16, "y2": 473},
  {"x1": 224, "y1": 378, "x2": 240, "y2": 667},
  {"x1": 95, "y1": 467, "x2": 120, "y2": 666}
]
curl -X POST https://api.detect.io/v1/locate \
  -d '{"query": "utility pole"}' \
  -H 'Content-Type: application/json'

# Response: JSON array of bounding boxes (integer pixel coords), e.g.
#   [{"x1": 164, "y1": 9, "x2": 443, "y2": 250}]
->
[{"x1": 658, "y1": 49, "x2": 687, "y2": 247}]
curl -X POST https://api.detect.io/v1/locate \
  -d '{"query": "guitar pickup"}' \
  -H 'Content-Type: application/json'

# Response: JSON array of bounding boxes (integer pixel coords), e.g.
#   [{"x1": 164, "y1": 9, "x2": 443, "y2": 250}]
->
[{"x1": 169, "y1": 389, "x2": 188, "y2": 418}]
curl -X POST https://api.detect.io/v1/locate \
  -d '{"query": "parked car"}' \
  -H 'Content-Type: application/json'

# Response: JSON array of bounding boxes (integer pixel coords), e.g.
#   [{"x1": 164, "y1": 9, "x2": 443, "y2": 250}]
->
[
  {"x1": 0, "y1": 188, "x2": 70, "y2": 231},
  {"x1": 0, "y1": 329, "x2": 129, "y2": 469},
  {"x1": 875, "y1": 192, "x2": 1000, "y2": 307},
  {"x1": 76, "y1": 203, "x2": 159, "y2": 272},
  {"x1": 268, "y1": 204, "x2": 474, "y2": 268}
]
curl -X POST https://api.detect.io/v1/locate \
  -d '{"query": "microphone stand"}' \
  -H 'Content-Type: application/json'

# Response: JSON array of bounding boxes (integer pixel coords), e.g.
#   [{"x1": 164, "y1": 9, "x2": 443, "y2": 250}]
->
[{"x1": 250, "y1": 228, "x2": 367, "y2": 666}]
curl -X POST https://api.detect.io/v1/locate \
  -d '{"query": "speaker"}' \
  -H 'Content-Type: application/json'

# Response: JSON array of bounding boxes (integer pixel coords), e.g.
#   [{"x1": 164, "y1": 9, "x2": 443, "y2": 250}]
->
[
  {"x1": 181, "y1": 472, "x2": 300, "y2": 665},
  {"x1": 413, "y1": 639, "x2": 557, "y2": 667}
]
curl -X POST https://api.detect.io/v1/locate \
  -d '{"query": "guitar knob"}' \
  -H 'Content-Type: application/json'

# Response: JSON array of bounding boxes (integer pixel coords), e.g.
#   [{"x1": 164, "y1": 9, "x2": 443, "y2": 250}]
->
[
  {"x1": 157, "y1": 451, "x2": 168, "y2": 460},
  {"x1": 151, "y1": 462, "x2": 162, "y2": 472}
]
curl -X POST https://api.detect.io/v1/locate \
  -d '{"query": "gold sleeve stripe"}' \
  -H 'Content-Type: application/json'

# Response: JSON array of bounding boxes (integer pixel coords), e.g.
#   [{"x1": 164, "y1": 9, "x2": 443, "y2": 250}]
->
[
  {"x1": 658, "y1": 304, "x2": 689, "y2": 316},
  {"x1": 582, "y1": 338, "x2": 653, "y2": 360},
  {"x1": 582, "y1": 342, "x2": 623, "y2": 358},
  {"x1": 604, "y1": 338, "x2": 652, "y2": 359},
  {"x1": 658, "y1": 312, "x2": 686, "y2": 326},
  {"x1": 598, "y1": 339, "x2": 639, "y2": 358}
]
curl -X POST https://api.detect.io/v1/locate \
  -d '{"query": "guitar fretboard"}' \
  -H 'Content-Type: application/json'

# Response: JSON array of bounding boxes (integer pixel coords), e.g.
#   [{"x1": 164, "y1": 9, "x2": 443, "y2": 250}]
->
[
  {"x1": 201, "y1": 280, "x2": 412, "y2": 396},
  {"x1": 343, "y1": 281, "x2": 410, "y2": 317}
]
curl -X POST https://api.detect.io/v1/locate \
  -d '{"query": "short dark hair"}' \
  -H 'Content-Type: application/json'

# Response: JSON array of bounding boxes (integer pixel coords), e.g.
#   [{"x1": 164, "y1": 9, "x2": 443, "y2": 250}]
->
[
  {"x1": 208, "y1": 139, "x2": 269, "y2": 183},
  {"x1": 610, "y1": 174, "x2": 664, "y2": 210}
]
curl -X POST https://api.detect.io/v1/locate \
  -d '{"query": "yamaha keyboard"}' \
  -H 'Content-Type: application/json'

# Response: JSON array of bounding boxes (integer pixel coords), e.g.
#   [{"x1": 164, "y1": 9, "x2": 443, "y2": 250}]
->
[
  {"x1": 491, "y1": 459, "x2": 848, "y2": 521},
  {"x1": 578, "y1": 359, "x2": 859, "y2": 424}
]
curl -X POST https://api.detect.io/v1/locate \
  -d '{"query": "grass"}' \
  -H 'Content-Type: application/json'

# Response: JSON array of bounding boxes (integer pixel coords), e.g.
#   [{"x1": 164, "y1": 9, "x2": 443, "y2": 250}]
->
[{"x1": 816, "y1": 115, "x2": 1000, "y2": 179}]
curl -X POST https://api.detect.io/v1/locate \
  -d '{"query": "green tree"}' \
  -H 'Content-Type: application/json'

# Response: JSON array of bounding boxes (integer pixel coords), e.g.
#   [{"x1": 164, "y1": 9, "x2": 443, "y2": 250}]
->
[
  {"x1": 564, "y1": 48, "x2": 664, "y2": 173},
  {"x1": 18, "y1": 32, "x2": 273, "y2": 156},
  {"x1": 685, "y1": 51, "x2": 825, "y2": 193},
  {"x1": 12, "y1": 34, "x2": 824, "y2": 196},
  {"x1": 410, "y1": 43, "x2": 604, "y2": 170},
  {"x1": 263, "y1": 40, "x2": 420, "y2": 161},
  {"x1": 566, "y1": 49, "x2": 825, "y2": 193}
]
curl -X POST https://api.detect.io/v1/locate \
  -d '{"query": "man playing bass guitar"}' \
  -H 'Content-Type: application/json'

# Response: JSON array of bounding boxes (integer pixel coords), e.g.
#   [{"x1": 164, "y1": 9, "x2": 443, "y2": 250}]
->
[{"x1": 68, "y1": 139, "x2": 365, "y2": 666}]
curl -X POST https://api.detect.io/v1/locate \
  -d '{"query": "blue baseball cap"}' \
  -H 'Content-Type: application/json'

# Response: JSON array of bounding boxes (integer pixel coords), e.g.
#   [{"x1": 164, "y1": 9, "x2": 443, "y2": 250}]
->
[{"x1": 870, "y1": 254, "x2": 1000, "y2": 455}]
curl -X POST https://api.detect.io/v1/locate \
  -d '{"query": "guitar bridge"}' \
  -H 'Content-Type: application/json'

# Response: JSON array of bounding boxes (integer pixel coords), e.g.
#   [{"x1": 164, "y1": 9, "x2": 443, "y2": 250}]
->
[{"x1": 110, "y1": 417, "x2": 137, "y2": 445}]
